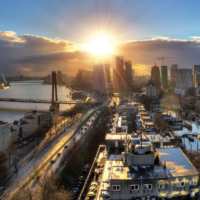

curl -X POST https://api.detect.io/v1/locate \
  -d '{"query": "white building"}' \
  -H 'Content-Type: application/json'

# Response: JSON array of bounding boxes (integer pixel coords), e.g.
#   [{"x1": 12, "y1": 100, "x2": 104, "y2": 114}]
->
[
  {"x1": 176, "y1": 69, "x2": 192, "y2": 89},
  {"x1": 11, "y1": 110, "x2": 52, "y2": 142},
  {"x1": 146, "y1": 80, "x2": 160, "y2": 99},
  {"x1": 0, "y1": 122, "x2": 11, "y2": 153}
]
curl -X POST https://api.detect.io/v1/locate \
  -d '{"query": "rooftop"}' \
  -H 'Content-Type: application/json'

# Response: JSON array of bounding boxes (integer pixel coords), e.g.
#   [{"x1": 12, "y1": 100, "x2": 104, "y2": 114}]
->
[
  {"x1": 105, "y1": 134, "x2": 132, "y2": 140},
  {"x1": 157, "y1": 147, "x2": 198, "y2": 177}
]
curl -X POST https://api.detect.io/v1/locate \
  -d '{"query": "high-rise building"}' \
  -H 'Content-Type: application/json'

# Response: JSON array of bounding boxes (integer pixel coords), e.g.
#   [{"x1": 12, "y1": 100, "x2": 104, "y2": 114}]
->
[
  {"x1": 124, "y1": 60, "x2": 132, "y2": 90},
  {"x1": 125, "y1": 60, "x2": 132, "y2": 75},
  {"x1": 116, "y1": 56, "x2": 124, "y2": 92},
  {"x1": 113, "y1": 68, "x2": 117, "y2": 91},
  {"x1": 93, "y1": 64, "x2": 111, "y2": 94},
  {"x1": 193, "y1": 65, "x2": 200, "y2": 86},
  {"x1": 170, "y1": 64, "x2": 178, "y2": 84},
  {"x1": 132, "y1": 69, "x2": 135, "y2": 79},
  {"x1": 176, "y1": 69, "x2": 192, "y2": 89},
  {"x1": 160, "y1": 65, "x2": 168, "y2": 88},
  {"x1": 151, "y1": 65, "x2": 161, "y2": 89}
]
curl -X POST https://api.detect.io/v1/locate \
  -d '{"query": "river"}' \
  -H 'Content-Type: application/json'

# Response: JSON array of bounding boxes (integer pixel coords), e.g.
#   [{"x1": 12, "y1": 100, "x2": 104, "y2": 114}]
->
[
  {"x1": 167, "y1": 109, "x2": 200, "y2": 151},
  {"x1": 0, "y1": 81, "x2": 73, "y2": 122}
]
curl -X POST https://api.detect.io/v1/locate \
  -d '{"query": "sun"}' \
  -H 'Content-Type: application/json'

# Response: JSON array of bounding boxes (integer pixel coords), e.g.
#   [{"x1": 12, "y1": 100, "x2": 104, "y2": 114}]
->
[{"x1": 84, "y1": 37, "x2": 114, "y2": 55}]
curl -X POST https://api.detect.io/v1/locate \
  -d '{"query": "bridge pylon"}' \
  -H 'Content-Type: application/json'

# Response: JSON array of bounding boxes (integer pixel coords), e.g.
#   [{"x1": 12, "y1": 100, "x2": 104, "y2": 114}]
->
[{"x1": 50, "y1": 71, "x2": 59, "y2": 111}]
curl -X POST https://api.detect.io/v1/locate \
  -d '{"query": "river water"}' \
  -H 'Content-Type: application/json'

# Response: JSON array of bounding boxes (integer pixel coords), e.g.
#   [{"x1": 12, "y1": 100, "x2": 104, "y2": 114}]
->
[
  {"x1": 0, "y1": 81, "x2": 73, "y2": 123},
  {"x1": 167, "y1": 109, "x2": 200, "y2": 151}
]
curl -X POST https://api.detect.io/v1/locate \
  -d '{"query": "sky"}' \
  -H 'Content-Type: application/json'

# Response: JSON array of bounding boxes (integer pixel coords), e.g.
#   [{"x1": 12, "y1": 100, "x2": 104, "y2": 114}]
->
[{"x1": 1, "y1": 0, "x2": 200, "y2": 76}]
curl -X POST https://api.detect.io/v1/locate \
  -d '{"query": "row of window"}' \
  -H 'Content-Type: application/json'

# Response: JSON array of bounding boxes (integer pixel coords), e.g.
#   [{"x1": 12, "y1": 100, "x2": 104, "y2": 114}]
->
[{"x1": 112, "y1": 181, "x2": 197, "y2": 191}]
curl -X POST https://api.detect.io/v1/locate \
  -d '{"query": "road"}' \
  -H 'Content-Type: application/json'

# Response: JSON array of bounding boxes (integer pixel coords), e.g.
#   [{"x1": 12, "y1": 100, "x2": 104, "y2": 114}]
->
[{"x1": 0, "y1": 99, "x2": 108, "y2": 199}]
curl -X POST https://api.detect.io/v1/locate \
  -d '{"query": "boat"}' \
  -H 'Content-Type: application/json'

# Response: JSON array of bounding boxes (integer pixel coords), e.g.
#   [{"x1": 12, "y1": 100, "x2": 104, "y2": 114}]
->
[
  {"x1": 171, "y1": 124, "x2": 183, "y2": 130},
  {"x1": 186, "y1": 134, "x2": 194, "y2": 140},
  {"x1": 175, "y1": 136, "x2": 182, "y2": 141}
]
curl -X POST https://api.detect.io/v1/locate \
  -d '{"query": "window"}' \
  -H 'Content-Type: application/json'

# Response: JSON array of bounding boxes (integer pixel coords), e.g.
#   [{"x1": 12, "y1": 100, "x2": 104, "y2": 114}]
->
[
  {"x1": 193, "y1": 180, "x2": 197, "y2": 185},
  {"x1": 177, "y1": 182, "x2": 185, "y2": 187},
  {"x1": 159, "y1": 184, "x2": 165, "y2": 189},
  {"x1": 112, "y1": 185, "x2": 120, "y2": 191},
  {"x1": 131, "y1": 185, "x2": 139, "y2": 190},
  {"x1": 190, "y1": 180, "x2": 197, "y2": 185},
  {"x1": 144, "y1": 184, "x2": 152, "y2": 190}
]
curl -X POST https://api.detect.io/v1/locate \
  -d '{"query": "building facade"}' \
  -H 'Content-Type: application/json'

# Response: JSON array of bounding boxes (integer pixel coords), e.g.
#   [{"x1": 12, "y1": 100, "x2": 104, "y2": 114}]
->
[
  {"x1": 161, "y1": 65, "x2": 168, "y2": 88},
  {"x1": 151, "y1": 65, "x2": 161, "y2": 90},
  {"x1": 93, "y1": 64, "x2": 111, "y2": 94},
  {"x1": 0, "y1": 122, "x2": 11, "y2": 153},
  {"x1": 193, "y1": 65, "x2": 200, "y2": 86},
  {"x1": 146, "y1": 80, "x2": 160, "y2": 99},
  {"x1": 170, "y1": 64, "x2": 178, "y2": 84},
  {"x1": 176, "y1": 69, "x2": 192, "y2": 89}
]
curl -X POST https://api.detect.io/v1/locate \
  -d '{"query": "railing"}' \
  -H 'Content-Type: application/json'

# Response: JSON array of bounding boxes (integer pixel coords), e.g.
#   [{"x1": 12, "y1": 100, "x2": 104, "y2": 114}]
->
[{"x1": 78, "y1": 145, "x2": 106, "y2": 200}]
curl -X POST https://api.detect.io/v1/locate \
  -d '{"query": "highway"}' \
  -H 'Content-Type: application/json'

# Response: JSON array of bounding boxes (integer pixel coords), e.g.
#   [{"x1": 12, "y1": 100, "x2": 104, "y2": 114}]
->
[{"x1": 0, "y1": 99, "x2": 108, "y2": 199}]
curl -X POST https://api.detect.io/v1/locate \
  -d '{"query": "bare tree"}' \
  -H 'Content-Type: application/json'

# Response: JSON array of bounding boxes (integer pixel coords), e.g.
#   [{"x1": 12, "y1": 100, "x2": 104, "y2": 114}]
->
[
  {"x1": 6, "y1": 139, "x2": 18, "y2": 165},
  {"x1": 14, "y1": 174, "x2": 71, "y2": 200}
]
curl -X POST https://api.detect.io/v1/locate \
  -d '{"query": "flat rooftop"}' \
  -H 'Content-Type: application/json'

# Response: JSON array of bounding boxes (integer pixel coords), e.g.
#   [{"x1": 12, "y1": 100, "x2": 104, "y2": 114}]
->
[
  {"x1": 105, "y1": 134, "x2": 132, "y2": 140},
  {"x1": 145, "y1": 133, "x2": 170, "y2": 143},
  {"x1": 157, "y1": 147, "x2": 198, "y2": 176},
  {"x1": 111, "y1": 165, "x2": 167, "y2": 180}
]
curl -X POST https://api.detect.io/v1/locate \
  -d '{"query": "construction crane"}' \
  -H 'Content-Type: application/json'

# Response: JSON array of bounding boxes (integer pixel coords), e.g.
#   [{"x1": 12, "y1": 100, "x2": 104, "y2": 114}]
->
[{"x1": 158, "y1": 56, "x2": 175, "y2": 66}]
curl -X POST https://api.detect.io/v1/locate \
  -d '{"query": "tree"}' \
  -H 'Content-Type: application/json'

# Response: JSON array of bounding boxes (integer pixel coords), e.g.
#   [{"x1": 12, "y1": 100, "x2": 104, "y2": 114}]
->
[
  {"x1": 0, "y1": 152, "x2": 9, "y2": 180},
  {"x1": 14, "y1": 174, "x2": 72, "y2": 200},
  {"x1": 6, "y1": 140, "x2": 18, "y2": 165}
]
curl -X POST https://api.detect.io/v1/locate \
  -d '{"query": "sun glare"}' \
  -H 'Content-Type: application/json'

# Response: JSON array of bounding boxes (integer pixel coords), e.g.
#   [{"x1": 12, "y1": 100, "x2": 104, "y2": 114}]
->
[{"x1": 84, "y1": 38, "x2": 114, "y2": 55}]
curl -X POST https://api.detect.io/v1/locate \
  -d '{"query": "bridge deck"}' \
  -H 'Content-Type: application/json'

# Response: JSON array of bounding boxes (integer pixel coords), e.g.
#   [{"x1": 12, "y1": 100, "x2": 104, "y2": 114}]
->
[{"x1": 0, "y1": 98, "x2": 101, "y2": 104}]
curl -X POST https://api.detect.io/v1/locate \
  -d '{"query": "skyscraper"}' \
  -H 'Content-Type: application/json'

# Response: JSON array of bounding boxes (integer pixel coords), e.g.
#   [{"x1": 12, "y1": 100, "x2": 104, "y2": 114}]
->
[
  {"x1": 170, "y1": 64, "x2": 178, "y2": 84},
  {"x1": 161, "y1": 65, "x2": 168, "y2": 88},
  {"x1": 116, "y1": 56, "x2": 125, "y2": 92},
  {"x1": 124, "y1": 60, "x2": 132, "y2": 90},
  {"x1": 93, "y1": 64, "x2": 111, "y2": 94},
  {"x1": 192, "y1": 65, "x2": 200, "y2": 86},
  {"x1": 132, "y1": 69, "x2": 135, "y2": 79},
  {"x1": 151, "y1": 65, "x2": 161, "y2": 89},
  {"x1": 176, "y1": 69, "x2": 192, "y2": 89}
]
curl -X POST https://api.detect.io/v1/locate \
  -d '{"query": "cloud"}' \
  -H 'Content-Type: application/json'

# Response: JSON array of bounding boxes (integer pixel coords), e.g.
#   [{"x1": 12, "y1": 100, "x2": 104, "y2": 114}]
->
[
  {"x1": 114, "y1": 37, "x2": 200, "y2": 75},
  {"x1": 189, "y1": 36, "x2": 200, "y2": 40},
  {"x1": 1, "y1": 31, "x2": 200, "y2": 77}
]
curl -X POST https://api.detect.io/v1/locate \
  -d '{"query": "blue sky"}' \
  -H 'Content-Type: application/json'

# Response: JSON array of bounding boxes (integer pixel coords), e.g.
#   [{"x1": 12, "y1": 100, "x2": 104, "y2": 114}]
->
[
  {"x1": 1, "y1": 0, "x2": 200, "y2": 76},
  {"x1": 1, "y1": 0, "x2": 200, "y2": 43}
]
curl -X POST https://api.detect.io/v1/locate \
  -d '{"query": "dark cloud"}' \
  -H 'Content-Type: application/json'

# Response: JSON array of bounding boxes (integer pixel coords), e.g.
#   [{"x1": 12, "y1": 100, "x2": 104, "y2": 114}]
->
[
  {"x1": 1, "y1": 31, "x2": 200, "y2": 77},
  {"x1": 115, "y1": 37, "x2": 200, "y2": 74}
]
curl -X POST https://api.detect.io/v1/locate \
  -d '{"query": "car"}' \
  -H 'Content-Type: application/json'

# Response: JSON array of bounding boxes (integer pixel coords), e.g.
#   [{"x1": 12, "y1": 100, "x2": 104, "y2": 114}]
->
[
  {"x1": 78, "y1": 176, "x2": 84, "y2": 179},
  {"x1": 84, "y1": 128, "x2": 87, "y2": 131},
  {"x1": 88, "y1": 191, "x2": 96, "y2": 197},
  {"x1": 64, "y1": 145, "x2": 68, "y2": 148},
  {"x1": 89, "y1": 186, "x2": 97, "y2": 192},
  {"x1": 57, "y1": 152, "x2": 61, "y2": 156}
]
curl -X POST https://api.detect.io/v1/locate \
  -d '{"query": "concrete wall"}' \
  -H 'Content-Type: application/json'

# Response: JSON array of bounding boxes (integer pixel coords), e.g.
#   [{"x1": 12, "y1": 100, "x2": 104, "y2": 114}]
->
[
  {"x1": 110, "y1": 174, "x2": 199, "y2": 199},
  {"x1": 0, "y1": 123, "x2": 11, "y2": 153}
]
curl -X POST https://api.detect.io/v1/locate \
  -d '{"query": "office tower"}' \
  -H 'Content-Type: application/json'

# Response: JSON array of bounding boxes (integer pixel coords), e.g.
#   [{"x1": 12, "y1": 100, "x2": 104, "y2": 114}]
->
[
  {"x1": 151, "y1": 65, "x2": 161, "y2": 89},
  {"x1": 176, "y1": 69, "x2": 192, "y2": 89},
  {"x1": 161, "y1": 65, "x2": 168, "y2": 87},
  {"x1": 124, "y1": 60, "x2": 132, "y2": 90},
  {"x1": 125, "y1": 60, "x2": 132, "y2": 75},
  {"x1": 170, "y1": 64, "x2": 178, "y2": 84},
  {"x1": 93, "y1": 64, "x2": 111, "y2": 94},
  {"x1": 193, "y1": 65, "x2": 200, "y2": 86},
  {"x1": 57, "y1": 71, "x2": 62, "y2": 80},
  {"x1": 132, "y1": 69, "x2": 135, "y2": 79},
  {"x1": 113, "y1": 68, "x2": 117, "y2": 91},
  {"x1": 116, "y1": 56, "x2": 124, "y2": 92}
]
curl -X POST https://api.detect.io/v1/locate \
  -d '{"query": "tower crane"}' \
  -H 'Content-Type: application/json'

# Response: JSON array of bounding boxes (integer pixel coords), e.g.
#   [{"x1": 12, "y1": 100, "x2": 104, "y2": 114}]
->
[{"x1": 158, "y1": 56, "x2": 175, "y2": 66}]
